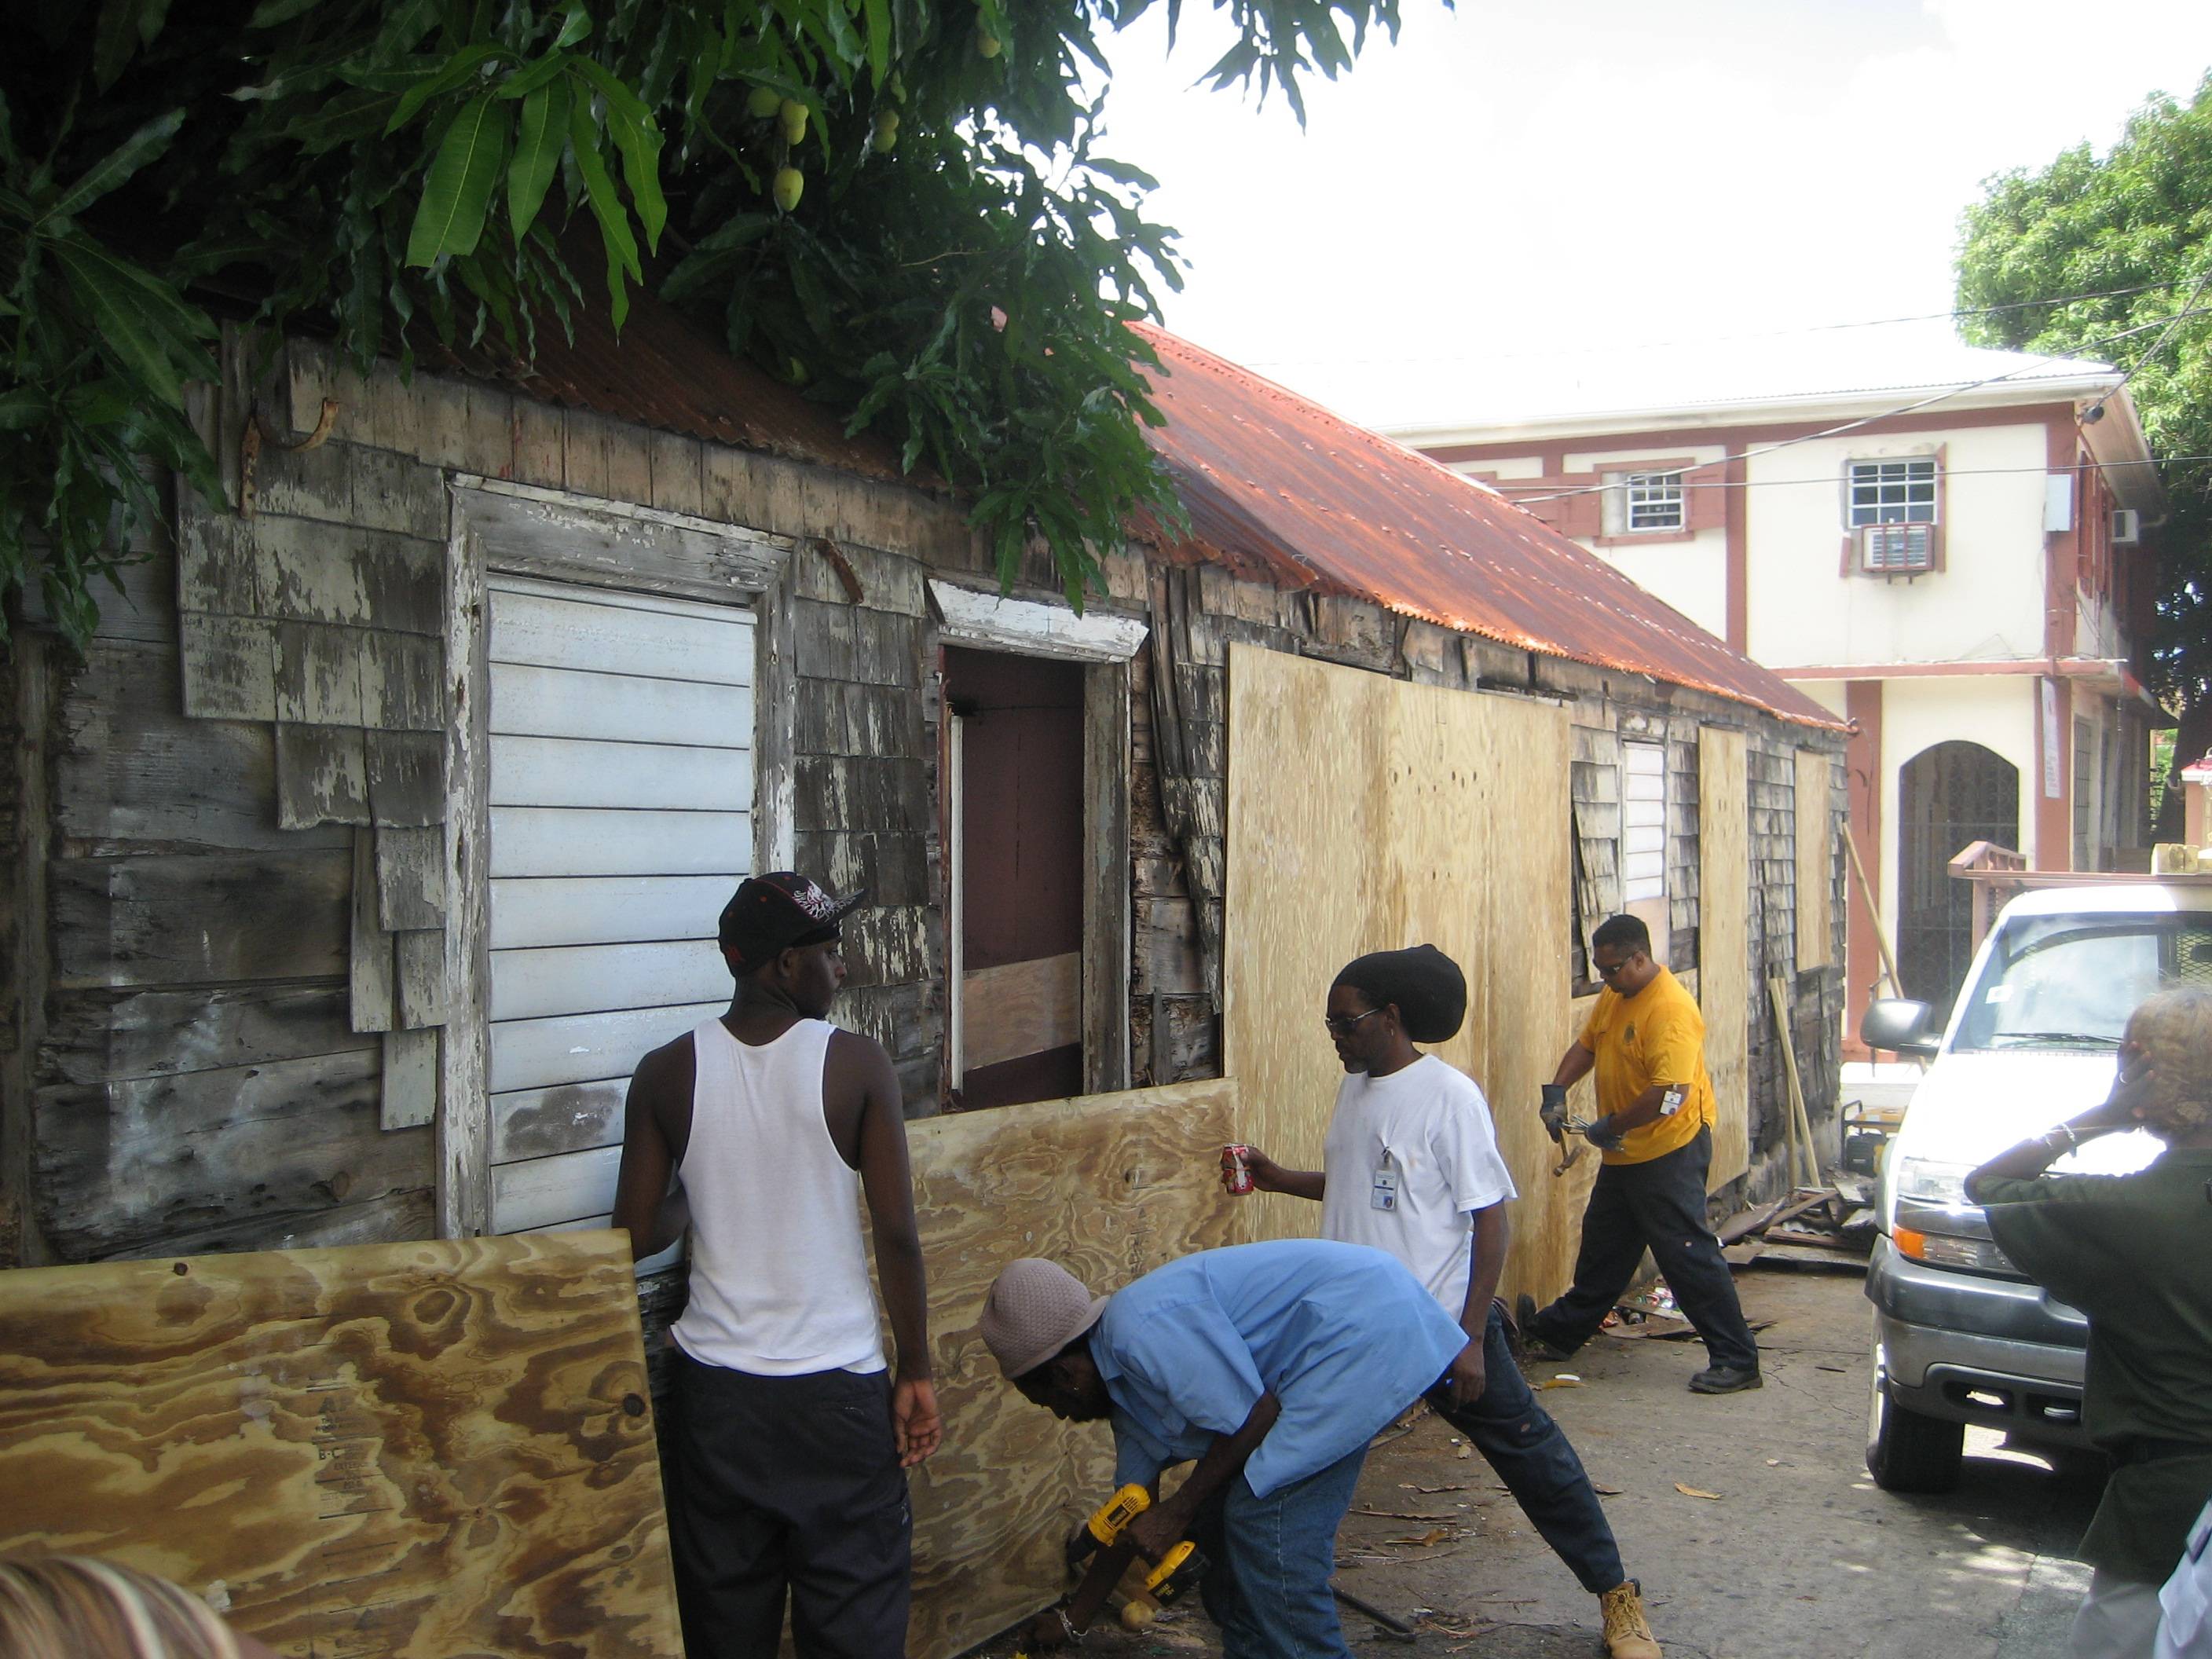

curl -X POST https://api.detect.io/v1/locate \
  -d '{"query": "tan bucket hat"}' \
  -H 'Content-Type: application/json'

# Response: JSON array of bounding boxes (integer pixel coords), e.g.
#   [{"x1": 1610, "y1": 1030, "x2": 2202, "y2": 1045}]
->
[{"x1": 980, "y1": 1258, "x2": 1111, "y2": 1379}]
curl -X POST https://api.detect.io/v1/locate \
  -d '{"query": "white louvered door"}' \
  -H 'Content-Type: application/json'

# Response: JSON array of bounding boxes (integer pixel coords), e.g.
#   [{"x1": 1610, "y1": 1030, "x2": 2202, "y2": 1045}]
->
[{"x1": 483, "y1": 574, "x2": 754, "y2": 1236}]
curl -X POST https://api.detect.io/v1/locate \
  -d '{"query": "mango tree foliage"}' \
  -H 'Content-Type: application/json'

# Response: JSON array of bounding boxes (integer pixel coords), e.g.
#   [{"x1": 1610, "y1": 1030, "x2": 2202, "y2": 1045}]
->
[
  {"x1": 2, "y1": 0, "x2": 1419, "y2": 649},
  {"x1": 1957, "y1": 75, "x2": 2212, "y2": 803}
]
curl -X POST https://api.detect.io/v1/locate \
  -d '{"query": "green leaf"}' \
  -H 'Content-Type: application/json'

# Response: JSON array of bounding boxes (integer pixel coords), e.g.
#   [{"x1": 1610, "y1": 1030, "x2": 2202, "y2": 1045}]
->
[
  {"x1": 496, "y1": 49, "x2": 570, "y2": 100},
  {"x1": 563, "y1": 55, "x2": 653, "y2": 134},
  {"x1": 554, "y1": 2, "x2": 593, "y2": 49},
  {"x1": 405, "y1": 93, "x2": 510, "y2": 266},
  {"x1": 568, "y1": 97, "x2": 639, "y2": 328},
  {"x1": 247, "y1": 0, "x2": 325, "y2": 26},
  {"x1": 93, "y1": 0, "x2": 171, "y2": 90},
  {"x1": 47, "y1": 109, "x2": 185, "y2": 222},
  {"x1": 386, "y1": 42, "x2": 506, "y2": 134},
  {"x1": 506, "y1": 75, "x2": 569, "y2": 239},
  {"x1": 861, "y1": 0, "x2": 892, "y2": 83},
  {"x1": 48, "y1": 238, "x2": 215, "y2": 409},
  {"x1": 0, "y1": 389, "x2": 46, "y2": 430},
  {"x1": 602, "y1": 101, "x2": 666, "y2": 252}
]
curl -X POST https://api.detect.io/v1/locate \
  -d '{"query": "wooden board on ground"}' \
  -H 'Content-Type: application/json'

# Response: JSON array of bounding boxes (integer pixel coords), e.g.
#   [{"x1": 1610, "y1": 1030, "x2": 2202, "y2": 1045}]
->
[
  {"x1": 0, "y1": 1231, "x2": 679, "y2": 1659},
  {"x1": 1221, "y1": 645, "x2": 1586, "y2": 1298},
  {"x1": 1700, "y1": 727, "x2": 1751, "y2": 1189},
  {"x1": 899, "y1": 1079, "x2": 1238, "y2": 1659}
]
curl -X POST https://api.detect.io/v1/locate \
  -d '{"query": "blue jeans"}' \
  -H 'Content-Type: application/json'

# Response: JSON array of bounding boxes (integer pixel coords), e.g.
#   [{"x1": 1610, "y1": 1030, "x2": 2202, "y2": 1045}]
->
[
  {"x1": 1185, "y1": 1443, "x2": 1368, "y2": 1659},
  {"x1": 1425, "y1": 1302, "x2": 1625, "y2": 1593}
]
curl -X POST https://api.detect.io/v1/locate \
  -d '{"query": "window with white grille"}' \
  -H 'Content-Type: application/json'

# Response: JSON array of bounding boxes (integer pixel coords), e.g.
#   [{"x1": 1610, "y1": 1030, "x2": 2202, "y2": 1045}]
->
[
  {"x1": 1847, "y1": 458, "x2": 1938, "y2": 526},
  {"x1": 1624, "y1": 472, "x2": 1686, "y2": 532},
  {"x1": 1622, "y1": 742, "x2": 1667, "y2": 902}
]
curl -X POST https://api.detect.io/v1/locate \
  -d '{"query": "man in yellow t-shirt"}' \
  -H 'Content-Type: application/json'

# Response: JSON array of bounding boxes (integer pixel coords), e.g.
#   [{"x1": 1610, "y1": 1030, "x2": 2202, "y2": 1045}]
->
[{"x1": 1517, "y1": 914, "x2": 1762, "y2": 1394}]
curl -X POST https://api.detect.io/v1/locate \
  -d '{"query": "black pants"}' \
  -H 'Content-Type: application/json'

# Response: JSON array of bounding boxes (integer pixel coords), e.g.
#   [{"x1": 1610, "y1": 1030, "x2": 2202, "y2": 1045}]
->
[
  {"x1": 1529, "y1": 1125, "x2": 1760, "y2": 1373},
  {"x1": 666, "y1": 1350, "x2": 912, "y2": 1659},
  {"x1": 1425, "y1": 1303, "x2": 1625, "y2": 1592}
]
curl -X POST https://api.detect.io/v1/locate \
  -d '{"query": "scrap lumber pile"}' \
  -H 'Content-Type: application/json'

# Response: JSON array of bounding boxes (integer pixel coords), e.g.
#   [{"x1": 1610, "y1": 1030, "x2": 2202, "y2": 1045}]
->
[{"x1": 1716, "y1": 1178, "x2": 1877, "y2": 1271}]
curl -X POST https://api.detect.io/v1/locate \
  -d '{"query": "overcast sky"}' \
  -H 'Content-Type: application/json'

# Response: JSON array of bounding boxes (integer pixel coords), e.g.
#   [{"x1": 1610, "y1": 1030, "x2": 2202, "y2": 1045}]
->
[{"x1": 1090, "y1": 0, "x2": 2212, "y2": 427}]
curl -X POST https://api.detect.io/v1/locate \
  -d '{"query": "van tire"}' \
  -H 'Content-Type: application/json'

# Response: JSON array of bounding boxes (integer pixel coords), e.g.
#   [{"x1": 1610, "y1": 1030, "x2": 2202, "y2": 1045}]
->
[{"x1": 1866, "y1": 1357, "x2": 1965, "y2": 1493}]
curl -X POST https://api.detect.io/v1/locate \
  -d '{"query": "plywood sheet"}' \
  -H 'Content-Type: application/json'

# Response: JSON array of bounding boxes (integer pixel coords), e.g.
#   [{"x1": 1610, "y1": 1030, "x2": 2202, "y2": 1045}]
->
[
  {"x1": 1796, "y1": 748, "x2": 1833, "y2": 971},
  {"x1": 1701, "y1": 727, "x2": 1751, "y2": 1190},
  {"x1": 1222, "y1": 644, "x2": 1589, "y2": 1299},
  {"x1": 0, "y1": 1231, "x2": 679, "y2": 1659},
  {"x1": 900, "y1": 1079, "x2": 1238, "y2": 1659}
]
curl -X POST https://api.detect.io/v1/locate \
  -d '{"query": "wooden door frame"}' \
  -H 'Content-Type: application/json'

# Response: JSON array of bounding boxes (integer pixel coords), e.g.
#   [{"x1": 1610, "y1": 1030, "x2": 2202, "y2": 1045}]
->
[
  {"x1": 928, "y1": 580, "x2": 1143, "y2": 1099},
  {"x1": 438, "y1": 478, "x2": 793, "y2": 1237}
]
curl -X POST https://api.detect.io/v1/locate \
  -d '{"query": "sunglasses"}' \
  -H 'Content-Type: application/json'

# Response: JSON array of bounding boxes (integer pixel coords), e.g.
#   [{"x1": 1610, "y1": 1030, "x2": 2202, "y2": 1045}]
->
[
  {"x1": 1323, "y1": 1006, "x2": 1385, "y2": 1036},
  {"x1": 1592, "y1": 954, "x2": 1642, "y2": 981}
]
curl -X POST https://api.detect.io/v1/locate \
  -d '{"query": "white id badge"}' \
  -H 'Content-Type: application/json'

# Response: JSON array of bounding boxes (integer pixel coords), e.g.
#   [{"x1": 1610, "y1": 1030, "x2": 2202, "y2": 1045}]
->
[{"x1": 1371, "y1": 1150, "x2": 1401, "y2": 1211}]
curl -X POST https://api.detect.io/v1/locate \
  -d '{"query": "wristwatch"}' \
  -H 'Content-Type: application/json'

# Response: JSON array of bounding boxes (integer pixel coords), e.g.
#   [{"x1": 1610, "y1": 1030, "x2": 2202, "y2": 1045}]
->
[{"x1": 1055, "y1": 1604, "x2": 1086, "y2": 1645}]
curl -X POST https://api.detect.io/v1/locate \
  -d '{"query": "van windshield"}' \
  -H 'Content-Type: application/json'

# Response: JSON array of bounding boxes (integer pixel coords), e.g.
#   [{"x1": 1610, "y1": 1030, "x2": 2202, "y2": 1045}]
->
[{"x1": 1951, "y1": 911, "x2": 2212, "y2": 1051}]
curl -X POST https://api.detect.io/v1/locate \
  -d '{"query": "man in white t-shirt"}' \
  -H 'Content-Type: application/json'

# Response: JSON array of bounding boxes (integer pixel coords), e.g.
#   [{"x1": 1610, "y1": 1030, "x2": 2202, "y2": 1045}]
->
[{"x1": 1232, "y1": 945, "x2": 1661, "y2": 1659}]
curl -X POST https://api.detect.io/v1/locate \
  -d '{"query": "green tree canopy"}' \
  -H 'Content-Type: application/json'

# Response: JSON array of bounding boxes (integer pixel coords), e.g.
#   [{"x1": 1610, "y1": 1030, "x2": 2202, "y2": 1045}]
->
[
  {"x1": 2, "y1": 0, "x2": 1417, "y2": 649},
  {"x1": 1957, "y1": 73, "x2": 2212, "y2": 799}
]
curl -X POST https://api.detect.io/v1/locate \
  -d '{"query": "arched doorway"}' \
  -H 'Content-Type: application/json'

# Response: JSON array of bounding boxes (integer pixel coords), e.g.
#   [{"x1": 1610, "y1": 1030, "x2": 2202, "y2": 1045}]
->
[{"x1": 1896, "y1": 742, "x2": 2019, "y2": 1020}]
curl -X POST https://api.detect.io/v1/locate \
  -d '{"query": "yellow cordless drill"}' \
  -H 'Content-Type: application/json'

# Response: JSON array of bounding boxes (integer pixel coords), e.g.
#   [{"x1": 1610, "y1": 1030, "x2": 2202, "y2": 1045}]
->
[{"x1": 1065, "y1": 1483, "x2": 1205, "y2": 1604}]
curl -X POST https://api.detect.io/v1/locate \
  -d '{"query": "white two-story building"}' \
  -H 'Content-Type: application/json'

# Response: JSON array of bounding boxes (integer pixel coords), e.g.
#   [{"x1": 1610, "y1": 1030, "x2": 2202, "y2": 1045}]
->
[{"x1": 1383, "y1": 342, "x2": 2166, "y2": 1045}]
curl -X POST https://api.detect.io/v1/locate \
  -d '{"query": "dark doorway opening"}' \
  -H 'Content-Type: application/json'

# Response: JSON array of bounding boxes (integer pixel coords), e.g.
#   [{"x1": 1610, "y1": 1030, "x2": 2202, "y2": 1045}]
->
[
  {"x1": 945, "y1": 647, "x2": 1086, "y2": 1110},
  {"x1": 1897, "y1": 741, "x2": 2019, "y2": 1022}
]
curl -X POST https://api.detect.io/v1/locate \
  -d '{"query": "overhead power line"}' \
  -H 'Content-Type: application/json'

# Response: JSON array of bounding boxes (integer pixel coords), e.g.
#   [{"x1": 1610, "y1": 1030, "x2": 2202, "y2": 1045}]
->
[
  {"x1": 1240, "y1": 277, "x2": 2193, "y2": 372},
  {"x1": 1497, "y1": 309, "x2": 2208, "y2": 508},
  {"x1": 1480, "y1": 454, "x2": 2212, "y2": 497}
]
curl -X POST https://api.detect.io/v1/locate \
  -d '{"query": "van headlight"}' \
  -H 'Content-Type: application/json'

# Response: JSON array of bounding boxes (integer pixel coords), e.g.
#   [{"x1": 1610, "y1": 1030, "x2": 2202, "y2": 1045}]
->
[
  {"x1": 1892, "y1": 1156, "x2": 1974, "y2": 1205},
  {"x1": 1892, "y1": 1226, "x2": 2017, "y2": 1274}
]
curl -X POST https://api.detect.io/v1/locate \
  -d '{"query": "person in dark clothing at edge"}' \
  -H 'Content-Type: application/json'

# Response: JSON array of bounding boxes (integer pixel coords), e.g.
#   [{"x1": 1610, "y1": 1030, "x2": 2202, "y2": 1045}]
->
[
  {"x1": 1965, "y1": 986, "x2": 2212, "y2": 1659},
  {"x1": 611, "y1": 872, "x2": 941, "y2": 1659},
  {"x1": 1230, "y1": 944, "x2": 1661, "y2": 1659},
  {"x1": 1518, "y1": 913, "x2": 1763, "y2": 1395}
]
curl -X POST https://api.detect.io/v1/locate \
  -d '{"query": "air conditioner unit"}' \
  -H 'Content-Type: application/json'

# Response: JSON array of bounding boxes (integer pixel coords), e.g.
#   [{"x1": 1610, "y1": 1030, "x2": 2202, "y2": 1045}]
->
[
  {"x1": 2111, "y1": 508, "x2": 2142, "y2": 545},
  {"x1": 1858, "y1": 522, "x2": 1935, "y2": 575}
]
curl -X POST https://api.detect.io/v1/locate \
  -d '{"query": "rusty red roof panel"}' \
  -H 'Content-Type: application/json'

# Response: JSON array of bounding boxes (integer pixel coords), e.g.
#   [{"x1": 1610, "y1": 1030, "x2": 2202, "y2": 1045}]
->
[
  {"x1": 1131, "y1": 324, "x2": 1846, "y2": 731},
  {"x1": 423, "y1": 285, "x2": 913, "y2": 485}
]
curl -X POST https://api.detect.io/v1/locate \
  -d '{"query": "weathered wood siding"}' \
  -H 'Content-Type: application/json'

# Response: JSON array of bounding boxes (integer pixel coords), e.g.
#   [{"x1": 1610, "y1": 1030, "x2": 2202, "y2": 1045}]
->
[{"x1": 2, "y1": 327, "x2": 1846, "y2": 1260}]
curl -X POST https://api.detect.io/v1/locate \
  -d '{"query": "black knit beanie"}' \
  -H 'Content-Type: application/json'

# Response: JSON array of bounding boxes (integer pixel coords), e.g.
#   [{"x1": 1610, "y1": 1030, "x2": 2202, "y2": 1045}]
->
[{"x1": 1331, "y1": 944, "x2": 1467, "y2": 1044}]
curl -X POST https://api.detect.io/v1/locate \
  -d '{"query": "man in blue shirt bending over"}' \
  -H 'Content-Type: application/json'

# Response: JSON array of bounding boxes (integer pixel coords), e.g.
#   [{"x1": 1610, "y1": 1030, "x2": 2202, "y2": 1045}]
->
[{"x1": 980, "y1": 1239, "x2": 1467, "y2": 1658}]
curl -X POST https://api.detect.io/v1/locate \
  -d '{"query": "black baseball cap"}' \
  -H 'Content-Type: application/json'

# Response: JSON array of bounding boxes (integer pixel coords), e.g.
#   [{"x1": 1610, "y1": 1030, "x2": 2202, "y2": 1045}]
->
[{"x1": 716, "y1": 873, "x2": 868, "y2": 973}]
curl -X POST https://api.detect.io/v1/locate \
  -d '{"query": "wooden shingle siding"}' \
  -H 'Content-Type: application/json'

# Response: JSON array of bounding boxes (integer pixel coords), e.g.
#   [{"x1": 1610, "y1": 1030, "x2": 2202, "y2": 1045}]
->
[{"x1": 5, "y1": 323, "x2": 1849, "y2": 1280}]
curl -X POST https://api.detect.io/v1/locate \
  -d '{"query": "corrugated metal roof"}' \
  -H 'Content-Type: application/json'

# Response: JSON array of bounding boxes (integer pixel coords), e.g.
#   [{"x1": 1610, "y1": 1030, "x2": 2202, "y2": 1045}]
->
[
  {"x1": 1130, "y1": 324, "x2": 1847, "y2": 731},
  {"x1": 424, "y1": 287, "x2": 914, "y2": 485},
  {"x1": 427, "y1": 289, "x2": 1840, "y2": 729}
]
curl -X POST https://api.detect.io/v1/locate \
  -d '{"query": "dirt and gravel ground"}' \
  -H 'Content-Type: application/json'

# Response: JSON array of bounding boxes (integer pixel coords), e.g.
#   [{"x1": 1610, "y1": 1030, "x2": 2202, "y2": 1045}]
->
[{"x1": 963, "y1": 1269, "x2": 2103, "y2": 1659}]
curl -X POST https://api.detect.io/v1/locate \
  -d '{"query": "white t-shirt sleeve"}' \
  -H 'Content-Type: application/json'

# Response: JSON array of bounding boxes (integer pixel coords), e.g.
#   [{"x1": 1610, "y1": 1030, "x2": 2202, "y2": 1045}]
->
[{"x1": 1434, "y1": 1079, "x2": 1518, "y2": 1212}]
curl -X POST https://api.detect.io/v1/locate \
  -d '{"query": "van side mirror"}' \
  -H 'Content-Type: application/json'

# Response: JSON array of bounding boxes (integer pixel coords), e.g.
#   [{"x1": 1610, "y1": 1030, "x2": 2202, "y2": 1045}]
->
[{"x1": 1862, "y1": 998, "x2": 1937, "y2": 1057}]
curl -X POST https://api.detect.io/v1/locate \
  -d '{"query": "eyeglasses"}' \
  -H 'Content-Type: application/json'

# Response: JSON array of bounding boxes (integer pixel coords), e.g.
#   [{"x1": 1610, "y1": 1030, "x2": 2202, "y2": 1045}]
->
[
  {"x1": 1323, "y1": 1007, "x2": 1385, "y2": 1036},
  {"x1": 1592, "y1": 955, "x2": 1642, "y2": 982}
]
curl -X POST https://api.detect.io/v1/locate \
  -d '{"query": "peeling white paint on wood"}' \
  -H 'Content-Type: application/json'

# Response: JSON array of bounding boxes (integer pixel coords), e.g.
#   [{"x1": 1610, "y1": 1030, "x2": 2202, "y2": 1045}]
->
[{"x1": 928, "y1": 580, "x2": 1148, "y2": 662}]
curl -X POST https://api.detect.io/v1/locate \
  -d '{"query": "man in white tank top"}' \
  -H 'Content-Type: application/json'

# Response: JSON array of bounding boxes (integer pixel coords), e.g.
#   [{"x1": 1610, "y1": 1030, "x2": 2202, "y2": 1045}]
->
[{"x1": 613, "y1": 872, "x2": 939, "y2": 1659}]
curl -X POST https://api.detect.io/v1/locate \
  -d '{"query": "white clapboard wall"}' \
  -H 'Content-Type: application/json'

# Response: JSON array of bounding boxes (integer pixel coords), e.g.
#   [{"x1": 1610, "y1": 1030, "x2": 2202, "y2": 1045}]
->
[{"x1": 485, "y1": 575, "x2": 753, "y2": 1238}]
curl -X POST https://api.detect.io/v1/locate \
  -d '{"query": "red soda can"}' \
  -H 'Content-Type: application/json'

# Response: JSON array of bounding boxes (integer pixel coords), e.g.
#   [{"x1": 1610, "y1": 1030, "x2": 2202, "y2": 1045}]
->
[{"x1": 1221, "y1": 1144, "x2": 1254, "y2": 1195}]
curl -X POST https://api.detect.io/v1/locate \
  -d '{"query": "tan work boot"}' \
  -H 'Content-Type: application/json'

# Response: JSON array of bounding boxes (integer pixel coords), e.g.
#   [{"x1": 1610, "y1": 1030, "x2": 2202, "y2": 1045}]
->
[{"x1": 1599, "y1": 1580, "x2": 1661, "y2": 1659}]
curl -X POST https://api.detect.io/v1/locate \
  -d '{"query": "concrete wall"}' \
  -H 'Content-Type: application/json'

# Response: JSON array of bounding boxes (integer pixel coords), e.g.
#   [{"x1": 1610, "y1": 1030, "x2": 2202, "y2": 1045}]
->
[{"x1": 1743, "y1": 420, "x2": 2051, "y2": 669}]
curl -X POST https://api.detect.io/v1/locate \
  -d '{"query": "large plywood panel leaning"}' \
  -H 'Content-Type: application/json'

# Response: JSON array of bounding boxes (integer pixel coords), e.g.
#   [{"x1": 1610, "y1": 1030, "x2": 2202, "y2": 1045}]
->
[
  {"x1": 1222, "y1": 644, "x2": 1589, "y2": 1298},
  {"x1": 0, "y1": 1231, "x2": 679, "y2": 1658},
  {"x1": 899, "y1": 1079, "x2": 1239, "y2": 1659},
  {"x1": 1700, "y1": 728, "x2": 1752, "y2": 1190}
]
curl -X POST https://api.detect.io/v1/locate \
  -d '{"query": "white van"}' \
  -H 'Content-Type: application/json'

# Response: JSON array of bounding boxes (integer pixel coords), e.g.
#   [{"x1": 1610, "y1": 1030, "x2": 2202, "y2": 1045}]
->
[{"x1": 1861, "y1": 882, "x2": 2212, "y2": 1492}]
